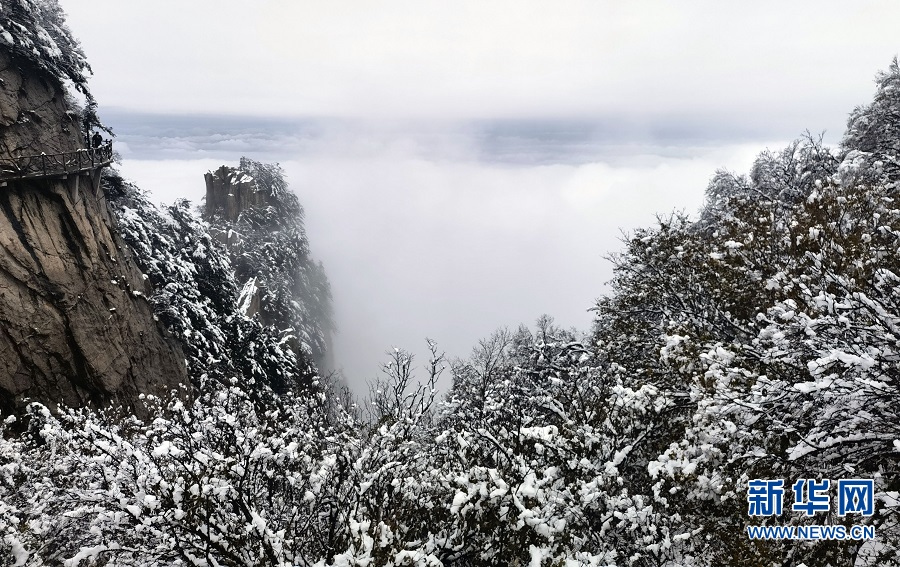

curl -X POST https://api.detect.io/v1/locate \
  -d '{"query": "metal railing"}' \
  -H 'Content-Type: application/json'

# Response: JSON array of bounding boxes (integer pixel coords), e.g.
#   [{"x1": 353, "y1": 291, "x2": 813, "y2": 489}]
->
[{"x1": 0, "y1": 142, "x2": 113, "y2": 181}]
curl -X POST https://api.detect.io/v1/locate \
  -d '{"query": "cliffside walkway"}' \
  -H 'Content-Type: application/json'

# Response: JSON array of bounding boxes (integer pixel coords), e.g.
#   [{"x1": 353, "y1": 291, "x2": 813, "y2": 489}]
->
[{"x1": 0, "y1": 142, "x2": 113, "y2": 183}]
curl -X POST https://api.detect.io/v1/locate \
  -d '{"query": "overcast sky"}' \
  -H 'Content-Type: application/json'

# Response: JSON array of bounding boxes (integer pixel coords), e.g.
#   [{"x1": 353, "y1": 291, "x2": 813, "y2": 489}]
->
[
  {"x1": 60, "y1": 1, "x2": 900, "y2": 392},
  {"x1": 66, "y1": 1, "x2": 898, "y2": 126}
]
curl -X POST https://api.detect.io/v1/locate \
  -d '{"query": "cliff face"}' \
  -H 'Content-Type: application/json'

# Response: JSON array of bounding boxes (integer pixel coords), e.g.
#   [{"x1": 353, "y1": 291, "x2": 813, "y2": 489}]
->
[
  {"x1": 0, "y1": 51, "x2": 83, "y2": 156},
  {"x1": 0, "y1": 52, "x2": 188, "y2": 416},
  {"x1": 204, "y1": 165, "x2": 273, "y2": 224}
]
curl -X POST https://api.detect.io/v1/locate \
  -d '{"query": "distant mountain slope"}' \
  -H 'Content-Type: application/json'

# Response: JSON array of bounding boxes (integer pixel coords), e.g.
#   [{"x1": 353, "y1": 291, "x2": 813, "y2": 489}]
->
[
  {"x1": 106, "y1": 171, "x2": 322, "y2": 396},
  {"x1": 202, "y1": 158, "x2": 334, "y2": 370}
]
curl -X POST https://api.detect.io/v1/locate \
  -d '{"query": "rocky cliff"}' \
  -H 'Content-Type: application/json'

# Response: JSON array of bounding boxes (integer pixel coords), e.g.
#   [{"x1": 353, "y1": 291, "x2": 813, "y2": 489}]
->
[
  {"x1": 0, "y1": 49, "x2": 188, "y2": 416},
  {"x1": 0, "y1": 51, "x2": 83, "y2": 156},
  {"x1": 203, "y1": 159, "x2": 334, "y2": 370},
  {"x1": 204, "y1": 165, "x2": 274, "y2": 224}
]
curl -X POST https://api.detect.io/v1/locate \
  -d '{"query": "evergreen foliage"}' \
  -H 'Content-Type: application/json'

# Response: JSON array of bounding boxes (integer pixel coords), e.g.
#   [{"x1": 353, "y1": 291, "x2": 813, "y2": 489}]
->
[
  {"x1": 0, "y1": 0, "x2": 91, "y2": 95},
  {"x1": 206, "y1": 158, "x2": 335, "y2": 367},
  {"x1": 108, "y1": 175, "x2": 318, "y2": 397}
]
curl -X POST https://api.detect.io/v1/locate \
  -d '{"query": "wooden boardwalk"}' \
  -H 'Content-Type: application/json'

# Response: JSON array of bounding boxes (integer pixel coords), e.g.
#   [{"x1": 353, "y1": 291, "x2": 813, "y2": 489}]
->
[{"x1": 0, "y1": 143, "x2": 113, "y2": 183}]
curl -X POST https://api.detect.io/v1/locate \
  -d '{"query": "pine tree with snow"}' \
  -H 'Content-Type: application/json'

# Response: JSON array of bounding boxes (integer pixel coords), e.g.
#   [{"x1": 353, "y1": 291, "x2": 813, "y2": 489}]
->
[{"x1": 204, "y1": 158, "x2": 335, "y2": 369}]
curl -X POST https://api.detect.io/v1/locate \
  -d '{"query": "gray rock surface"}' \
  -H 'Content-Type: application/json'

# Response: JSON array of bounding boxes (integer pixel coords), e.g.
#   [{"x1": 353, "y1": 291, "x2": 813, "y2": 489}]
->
[
  {"x1": 0, "y1": 51, "x2": 189, "y2": 416},
  {"x1": 0, "y1": 51, "x2": 84, "y2": 157},
  {"x1": 204, "y1": 165, "x2": 272, "y2": 224}
]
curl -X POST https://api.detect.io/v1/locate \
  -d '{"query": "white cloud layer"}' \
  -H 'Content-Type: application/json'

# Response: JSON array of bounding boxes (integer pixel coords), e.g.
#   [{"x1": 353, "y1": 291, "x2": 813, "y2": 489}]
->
[{"x1": 116, "y1": 131, "x2": 777, "y2": 390}]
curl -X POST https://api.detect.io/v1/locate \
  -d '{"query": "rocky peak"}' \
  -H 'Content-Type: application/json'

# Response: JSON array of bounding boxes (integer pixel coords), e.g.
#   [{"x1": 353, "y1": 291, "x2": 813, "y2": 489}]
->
[
  {"x1": 204, "y1": 165, "x2": 274, "y2": 223},
  {"x1": 202, "y1": 160, "x2": 334, "y2": 371},
  {"x1": 202, "y1": 165, "x2": 276, "y2": 320}
]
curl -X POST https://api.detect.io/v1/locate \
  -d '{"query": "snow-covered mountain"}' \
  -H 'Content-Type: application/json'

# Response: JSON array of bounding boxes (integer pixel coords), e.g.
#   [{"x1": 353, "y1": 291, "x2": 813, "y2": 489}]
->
[{"x1": 0, "y1": 1, "x2": 897, "y2": 565}]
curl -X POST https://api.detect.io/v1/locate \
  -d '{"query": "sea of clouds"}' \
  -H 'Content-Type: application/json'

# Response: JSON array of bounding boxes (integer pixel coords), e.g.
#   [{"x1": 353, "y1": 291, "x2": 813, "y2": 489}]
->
[{"x1": 109, "y1": 112, "x2": 792, "y2": 392}]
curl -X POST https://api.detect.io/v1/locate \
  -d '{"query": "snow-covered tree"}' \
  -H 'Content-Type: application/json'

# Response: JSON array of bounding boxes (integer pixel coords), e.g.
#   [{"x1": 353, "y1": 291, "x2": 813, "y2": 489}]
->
[
  {"x1": 0, "y1": 0, "x2": 91, "y2": 95},
  {"x1": 205, "y1": 158, "x2": 335, "y2": 368},
  {"x1": 108, "y1": 171, "x2": 319, "y2": 396},
  {"x1": 601, "y1": 86, "x2": 900, "y2": 565}
]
